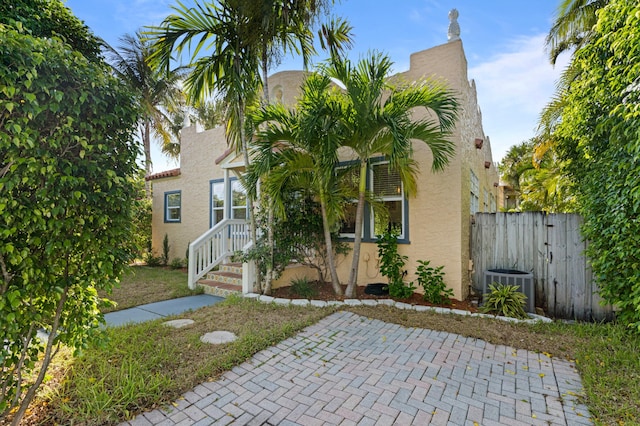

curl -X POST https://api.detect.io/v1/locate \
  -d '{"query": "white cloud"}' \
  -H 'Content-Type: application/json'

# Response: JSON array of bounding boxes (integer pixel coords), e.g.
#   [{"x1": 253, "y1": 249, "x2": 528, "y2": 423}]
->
[{"x1": 469, "y1": 34, "x2": 569, "y2": 161}]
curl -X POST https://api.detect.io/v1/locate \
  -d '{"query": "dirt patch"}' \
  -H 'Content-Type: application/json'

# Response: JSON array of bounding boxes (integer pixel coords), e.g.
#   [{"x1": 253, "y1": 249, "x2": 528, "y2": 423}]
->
[{"x1": 270, "y1": 281, "x2": 479, "y2": 313}]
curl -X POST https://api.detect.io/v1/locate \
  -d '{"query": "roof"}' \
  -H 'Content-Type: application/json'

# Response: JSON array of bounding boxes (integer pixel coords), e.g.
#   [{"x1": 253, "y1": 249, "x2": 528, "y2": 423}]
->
[{"x1": 145, "y1": 168, "x2": 180, "y2": 181}]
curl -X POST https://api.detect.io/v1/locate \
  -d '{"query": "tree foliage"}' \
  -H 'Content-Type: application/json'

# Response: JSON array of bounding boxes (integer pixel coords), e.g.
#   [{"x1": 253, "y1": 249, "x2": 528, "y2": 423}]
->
[
  {"x1": 498, "y1": 138, "x2": 578, "y2": 213},
  {"x1": 555, "y1": 0, "x2": 640, "y2": 330},
  {"x1": 0, "y1": 16, "x2": 139, "y2": 423}
]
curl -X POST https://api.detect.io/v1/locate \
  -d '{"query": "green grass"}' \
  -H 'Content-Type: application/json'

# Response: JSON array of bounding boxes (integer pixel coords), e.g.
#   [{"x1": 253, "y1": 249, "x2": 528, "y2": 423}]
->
[
  {"x1": 100, "y1": 265, "x2": 202, "y2": 312},
  {"x1": 39, "y1": 296, "x2": 335, "y2": 425},
  {"x1": 23, "y1": 265, "x2": 640, "y2": 425}
]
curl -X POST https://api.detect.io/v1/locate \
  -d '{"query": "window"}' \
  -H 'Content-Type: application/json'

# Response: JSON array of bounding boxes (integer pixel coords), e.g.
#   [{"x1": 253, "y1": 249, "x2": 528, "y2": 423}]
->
[
  {"x1": 338, "y1": 165, "x2": 359, "y2": 237},
  {"x1": 164, "y1": 191, "x2": 181, "y2": 222},
  {"x1": 470, "y1": 170, "x2": 479, "y2": 214},
  {"x1": 211, "y1": 181, "x2": 224, "y2": 226},
  {"x1": 231, "y1": 180, "x2": 247, "y2": 220},
  {"x1": 371, "y1": 162, "x2": 404, "y2": 238},
  {"x1": 490, "y1": 194, "x2": 497, "y2": 212},
  {"x1": 337, "y1": 159, "x2": 408, "y2": 242},
  {"x1": 210, "y1": 178, "x2": 247, "y2": 227}
]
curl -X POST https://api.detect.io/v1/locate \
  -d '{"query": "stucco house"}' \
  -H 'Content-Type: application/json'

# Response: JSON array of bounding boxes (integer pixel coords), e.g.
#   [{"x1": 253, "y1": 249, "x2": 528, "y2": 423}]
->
[{"x1": 148, "y1": 23, "x2": 499, "y2": 301}]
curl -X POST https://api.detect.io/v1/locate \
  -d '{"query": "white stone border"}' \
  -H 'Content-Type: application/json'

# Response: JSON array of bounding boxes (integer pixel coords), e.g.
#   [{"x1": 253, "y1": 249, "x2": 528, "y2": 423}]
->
[{"x1": 243, "y1": 293, "x2": 553, "y2": 325}]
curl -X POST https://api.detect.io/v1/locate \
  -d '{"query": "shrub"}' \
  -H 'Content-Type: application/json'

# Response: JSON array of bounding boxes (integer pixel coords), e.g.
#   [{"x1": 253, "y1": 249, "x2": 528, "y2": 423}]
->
[
  {"x1": 289, "y1": 277, "x2": 318, "y2": 299},
  {"x1": 480, "y1": 283, "x2": 528, "y2": 319},
  {"x1": 416, "y1": 260, "x2": 453, "y2": 304},
  {"x1": 376, "y1": 229, "x2": 415, "y2": 299},
  {"x1": 145, "y1": 254, "x2": 163, "y2": 267},
  {"x1": 161, "y1": 233, "x2": 170, "y2": 266},
  {"x1": 170, "y1": 258, "x2": 185, "y2": 270}
]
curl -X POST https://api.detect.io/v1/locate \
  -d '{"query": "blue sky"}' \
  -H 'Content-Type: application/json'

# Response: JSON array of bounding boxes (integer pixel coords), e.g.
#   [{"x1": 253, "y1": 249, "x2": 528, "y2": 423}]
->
[{"x1": 65, "y1": 0, "x2": 568, "y2": 171}]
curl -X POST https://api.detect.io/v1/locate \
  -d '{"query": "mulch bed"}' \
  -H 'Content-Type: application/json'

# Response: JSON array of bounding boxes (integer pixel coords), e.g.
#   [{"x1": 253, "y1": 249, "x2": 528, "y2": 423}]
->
[{"x1": 270, "y1": 281, "x2": 479, "y2": 313}]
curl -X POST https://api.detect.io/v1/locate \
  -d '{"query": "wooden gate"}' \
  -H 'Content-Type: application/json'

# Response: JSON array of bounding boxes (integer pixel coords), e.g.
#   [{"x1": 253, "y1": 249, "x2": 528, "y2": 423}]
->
[{"x1": 471, "y1": 212, "x2": 614, "y2": 321}]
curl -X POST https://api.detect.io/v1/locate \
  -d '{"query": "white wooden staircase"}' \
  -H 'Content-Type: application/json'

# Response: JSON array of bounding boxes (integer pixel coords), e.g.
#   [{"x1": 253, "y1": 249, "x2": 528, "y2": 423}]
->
[{"x1": 188, "y1": 218, "x2": 255, "y2": 293}]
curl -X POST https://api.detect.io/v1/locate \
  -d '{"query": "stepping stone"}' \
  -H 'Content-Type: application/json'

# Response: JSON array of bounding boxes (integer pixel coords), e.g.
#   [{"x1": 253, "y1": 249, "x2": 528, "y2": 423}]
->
[
  {"x1": 163, "y1": 319, "x2": 194, "y2": 328},
  {"x1": 200, "y1": 331, "x2": 238, "y2": 344}
]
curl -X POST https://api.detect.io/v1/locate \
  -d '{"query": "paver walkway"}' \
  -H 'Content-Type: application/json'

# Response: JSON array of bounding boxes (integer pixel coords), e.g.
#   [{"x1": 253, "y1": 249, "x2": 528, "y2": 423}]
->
[{"x1": 121, "y1": 311, "x2": 591, "y2": 425}]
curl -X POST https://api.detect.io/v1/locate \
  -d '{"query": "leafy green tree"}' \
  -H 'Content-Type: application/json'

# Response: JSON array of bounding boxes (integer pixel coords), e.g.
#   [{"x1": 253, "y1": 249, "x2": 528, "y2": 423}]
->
[
  {"x1": 0, "y1": 0, "x2": 101, "y2": 60},
  {"x1": 498, "y1": 139, "x2": 577, "y2": 213},
  {"x1": 554, "y1": 0, "x2": 640, "y2": 329},
  {"x1": 105, "y1": 31, "x2": 184, "y2": 196},
  {"x1": 0, "y1": 18, "x2": 139, "y2": 425},
  {"x1": 322, "y1": 52, "x2": 459, "y2": 297}
]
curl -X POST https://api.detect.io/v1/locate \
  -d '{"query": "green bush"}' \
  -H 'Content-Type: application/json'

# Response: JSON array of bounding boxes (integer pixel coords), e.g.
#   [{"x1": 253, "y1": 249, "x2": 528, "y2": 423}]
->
[
  {"x1": 145, "y1": 254, "x2": 163, "y2": 267},
  {"x1": 289, "y1": 277, "x2": 318, "y2": 298},
  {"x1": 376, "y1": 229, "x2": 415, "y2": 299},
  {"x1": 416, "y1": 260, "x2": 453, "y2": 304},
  {"x1": 480, "y1": 283, "x2": 528, "y2": 319},
  {"x1": 169, "y1": 258, "x2": 185, "y2": 270},
  {"x1": 161, "y1": 233, "x2": 170, "y2": 266}
]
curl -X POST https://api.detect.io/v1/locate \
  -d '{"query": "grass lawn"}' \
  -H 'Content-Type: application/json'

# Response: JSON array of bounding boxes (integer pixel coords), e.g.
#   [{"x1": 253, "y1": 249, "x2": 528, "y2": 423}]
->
[
  {"x1": 19, "y1": 266, "x2": 640, "y2": 425},
  {"x1": 99, "y1": 266, "x2": 202, "y2": 312}
]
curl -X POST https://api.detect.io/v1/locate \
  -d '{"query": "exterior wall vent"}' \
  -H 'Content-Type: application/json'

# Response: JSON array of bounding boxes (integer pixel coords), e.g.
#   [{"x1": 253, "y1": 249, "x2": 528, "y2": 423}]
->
[
  {"x1": 483, "y1": 269, "x2": 535, "y2": 313},
  {"x1": 475, "y1": 138, "x2": 483, "y2": 149}
]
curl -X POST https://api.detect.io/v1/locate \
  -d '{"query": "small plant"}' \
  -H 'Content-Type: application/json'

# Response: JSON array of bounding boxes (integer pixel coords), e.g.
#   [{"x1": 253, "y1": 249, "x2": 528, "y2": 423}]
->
[
  {"x1": 144, "y1": 253, "x2": 163, "y2": 267},
  {"x1": 289, "y1": 277, "x2": 318, "y2": 299},
  {"x1": 161, "y1": 233, "x2": 170, "y2": 266},
  {"x1": 377, "y1": 229, "x2": 415, "y2": 299},
  {"x1": 416, "y1": 260, "x2": 453, "y2": 304},
  {"x1": 170, "y1": 258, "x2": 185, "y2": 270},
  {"x1": 480, "y1": 282, "x2": 528, "y2": 319}
]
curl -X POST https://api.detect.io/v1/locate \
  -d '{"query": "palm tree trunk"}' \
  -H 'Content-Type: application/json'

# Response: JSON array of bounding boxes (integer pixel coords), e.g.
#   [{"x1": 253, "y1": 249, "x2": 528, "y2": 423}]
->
[
  {"x1": 320, "y1": 195, "x2": 343, "y2": 295},
  {"x1": 237, "y1": 100, "x2": 260, "y2": 293},
  {"x1": 143, "y1": 121, "x2": 152, "y2": 198},
  {"x1": 345, "y1": 160, "x2": 368, "y2": 297},
  {"x1": 260, "y1": 52, "x2": 275, "y2": 295}
]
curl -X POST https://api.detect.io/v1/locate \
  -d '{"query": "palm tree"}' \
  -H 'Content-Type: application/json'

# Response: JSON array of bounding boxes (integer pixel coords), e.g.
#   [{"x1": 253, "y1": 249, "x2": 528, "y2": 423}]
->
[
  {"x1": 248, "y1": 73, "x2": 348, "y2": 294},
  {"x1": 147, "y1": 0, "x2": 352, "y2": 293},
  {"x1": 546, "y1": 0, "x2": 608, "y2": 64},
  {"x1": 104, "y1": 31, "x2": 184, "y2": 196},
  {"x1": 322, "y1": 52, "x2": 459, "y2": 297}
]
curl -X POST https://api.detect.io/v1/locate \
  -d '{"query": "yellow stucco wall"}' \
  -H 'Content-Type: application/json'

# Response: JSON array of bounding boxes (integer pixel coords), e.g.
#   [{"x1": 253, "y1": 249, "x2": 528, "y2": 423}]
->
[
  {"x1": 150, "y1": 39, "x2": 499, "y2": 299},
  {"x1": 151, "y1": 125, "x2": 229, "y2": 262}
]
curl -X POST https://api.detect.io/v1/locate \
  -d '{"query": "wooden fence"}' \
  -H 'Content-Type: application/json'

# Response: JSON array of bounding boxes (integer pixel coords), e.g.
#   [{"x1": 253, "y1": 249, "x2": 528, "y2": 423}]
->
[{"x1": 471, "y1": 212, "x2": 614, "y2": 321}]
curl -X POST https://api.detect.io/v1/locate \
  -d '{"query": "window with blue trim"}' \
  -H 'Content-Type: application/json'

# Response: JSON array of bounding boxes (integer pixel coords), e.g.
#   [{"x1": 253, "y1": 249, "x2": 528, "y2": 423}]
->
[
  {"x1": 338, "y1": 160, "x2": 408, "y2": 241},
  {"x1": 211, "y1": 181, "x2": 224, "y2": 226},
  {"x1": 371, "y1": 162, "x2": 405, "y2": 239},
  {"x1": 164, "y1": 191, "x2": 181, "y2": 222},
  {"x1": 210, "y1": 178, "x2": 247, "y2": 227}
]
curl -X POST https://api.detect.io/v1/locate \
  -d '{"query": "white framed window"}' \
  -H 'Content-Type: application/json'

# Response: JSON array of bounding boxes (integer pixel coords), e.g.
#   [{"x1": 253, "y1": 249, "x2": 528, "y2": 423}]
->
[
  {"x1": 470, "y1": 170, "x2": 479, "y2": 214},
  {"x1": 371, "y1": 162, "x2": 404, "y2": 238},
  {"x1": 164, "y1": 191, "x2": 181, "y2": 222},
  {"x1": 210, "y1": 181, "x2": 224, "y2": 226},
  {"x1": 231, "y1": 180, "x2": 247, "y2": 220}
]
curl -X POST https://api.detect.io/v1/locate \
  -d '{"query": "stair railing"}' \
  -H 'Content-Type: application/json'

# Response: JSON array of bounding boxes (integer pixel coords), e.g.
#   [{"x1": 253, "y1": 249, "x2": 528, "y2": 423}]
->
[{"x1": 188, "y1": 218, "x2": 250, "y2": 289}]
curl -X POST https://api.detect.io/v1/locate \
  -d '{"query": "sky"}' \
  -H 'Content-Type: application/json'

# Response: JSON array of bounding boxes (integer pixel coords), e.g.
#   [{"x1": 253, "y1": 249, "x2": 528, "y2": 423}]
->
[{"x1": 64, "y1": 0, "x2": 569, "y2": 172}]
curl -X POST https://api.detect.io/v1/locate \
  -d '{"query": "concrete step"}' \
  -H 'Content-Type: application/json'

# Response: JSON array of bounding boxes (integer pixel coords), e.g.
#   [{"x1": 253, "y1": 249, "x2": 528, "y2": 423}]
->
[
  {"x1": 198, "y1": 279, "x2": 242, "y2": 297},
  {"x1": 219, "y1": 262, "x2": 243, "y2": 275},
  {"x1": 205, "y1": 270, "x2": 242, "y2": 286}
]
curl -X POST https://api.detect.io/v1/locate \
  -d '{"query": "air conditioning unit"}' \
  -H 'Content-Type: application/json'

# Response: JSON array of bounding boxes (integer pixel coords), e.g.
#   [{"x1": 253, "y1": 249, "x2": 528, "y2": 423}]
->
[{"x1": 483, "y1": 269, "x2": 535, "y2": 313}]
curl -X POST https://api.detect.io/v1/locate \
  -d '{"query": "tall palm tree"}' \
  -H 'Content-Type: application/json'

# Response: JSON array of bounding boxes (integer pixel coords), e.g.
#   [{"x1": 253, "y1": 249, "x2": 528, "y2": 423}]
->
[
  {"x1": 146, "y1": 0, "x2": 352, "y2": 293},
  {"x1": 248, "y1": 73, "x2": 348, "y2": 294},
  {"x1": 105, "y1": 31, "x2": 184, "y2": 196},
  {"x1": 322, "y1": 52, "x2": 459, "y2": 297},
  {"x1": 546, "y1": 0, "x2": 608, "y2": 64}
]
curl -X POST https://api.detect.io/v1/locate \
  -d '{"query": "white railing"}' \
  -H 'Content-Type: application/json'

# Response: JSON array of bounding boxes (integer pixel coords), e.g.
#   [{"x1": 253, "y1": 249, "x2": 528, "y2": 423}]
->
[{"x1": 188, "y1": 219, "x2": 250, "y2": 289}]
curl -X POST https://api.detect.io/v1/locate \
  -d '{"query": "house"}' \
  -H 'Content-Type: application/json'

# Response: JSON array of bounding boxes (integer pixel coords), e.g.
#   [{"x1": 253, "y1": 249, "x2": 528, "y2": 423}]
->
[{"x1": 148, "y1": 15, "x2": 499, "y2": 301}]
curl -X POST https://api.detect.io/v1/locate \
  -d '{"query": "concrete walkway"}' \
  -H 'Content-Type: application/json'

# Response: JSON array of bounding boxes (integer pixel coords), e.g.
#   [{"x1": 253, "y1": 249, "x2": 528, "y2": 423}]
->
[
  {"x1": 120, "y1": 311, "x2": 592, "y2": 426},
  {"x1": 104, "y1": 295, "x2": 224, "y2": 327}
]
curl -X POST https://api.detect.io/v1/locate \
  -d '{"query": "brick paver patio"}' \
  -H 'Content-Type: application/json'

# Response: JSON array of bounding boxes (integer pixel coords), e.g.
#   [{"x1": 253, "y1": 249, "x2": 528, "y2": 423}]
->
[{"x1": 120, "y1": 311, "x2": 592, "y2": 425}]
